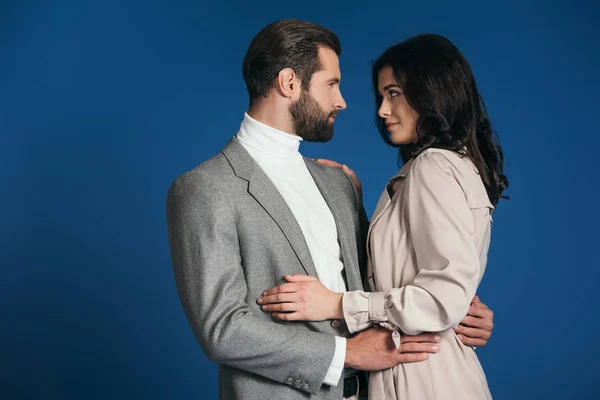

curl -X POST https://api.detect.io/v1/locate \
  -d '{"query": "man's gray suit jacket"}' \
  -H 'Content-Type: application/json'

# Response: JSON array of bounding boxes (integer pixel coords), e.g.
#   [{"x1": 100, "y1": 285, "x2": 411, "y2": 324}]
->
[{"x1": 166, "y1": 136, "x2": 369, "y2": 399}]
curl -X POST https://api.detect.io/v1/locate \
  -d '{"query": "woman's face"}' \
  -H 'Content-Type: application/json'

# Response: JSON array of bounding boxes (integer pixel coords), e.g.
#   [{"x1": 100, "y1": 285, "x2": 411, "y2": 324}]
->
[{"x1": 377, "y1": 66, "x2": 419, "y2": 145}]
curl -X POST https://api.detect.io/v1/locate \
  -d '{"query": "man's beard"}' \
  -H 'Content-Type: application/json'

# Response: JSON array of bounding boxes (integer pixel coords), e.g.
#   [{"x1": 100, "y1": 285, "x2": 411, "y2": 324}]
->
[{"x1": 289, "y1": 90, "x2": 336, "y2": 142}]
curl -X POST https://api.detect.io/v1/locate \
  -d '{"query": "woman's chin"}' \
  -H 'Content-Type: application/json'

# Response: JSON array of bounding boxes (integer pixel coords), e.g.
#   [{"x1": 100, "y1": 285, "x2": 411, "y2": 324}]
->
[
  {"x1": 390, "y1": 131, "x2": 418, "y2": 146},
  {"x1": 391, "y1": 136, "x2": 411, "y2": 145}
]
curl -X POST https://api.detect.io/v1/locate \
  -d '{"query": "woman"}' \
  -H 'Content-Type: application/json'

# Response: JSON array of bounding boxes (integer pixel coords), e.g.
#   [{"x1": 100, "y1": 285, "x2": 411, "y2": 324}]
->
[{"x1": 258, "y1": 34, "x2": 508, "y2": 399}]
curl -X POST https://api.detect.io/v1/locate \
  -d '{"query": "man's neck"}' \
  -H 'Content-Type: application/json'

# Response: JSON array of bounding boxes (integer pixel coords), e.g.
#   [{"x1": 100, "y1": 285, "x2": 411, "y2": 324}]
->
[
  {"x1": 237, "y1": 112, "x2": 301, "y2": 159},
  {"x1": 247, "y1": 101, "x2": 297, "y2": 137}
]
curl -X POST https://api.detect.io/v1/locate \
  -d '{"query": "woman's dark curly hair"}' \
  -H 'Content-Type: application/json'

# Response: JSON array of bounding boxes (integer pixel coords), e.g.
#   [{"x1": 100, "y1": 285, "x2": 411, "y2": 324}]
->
[{"x1": 373, "y1": 34, "x2": 509, "y2": 206}]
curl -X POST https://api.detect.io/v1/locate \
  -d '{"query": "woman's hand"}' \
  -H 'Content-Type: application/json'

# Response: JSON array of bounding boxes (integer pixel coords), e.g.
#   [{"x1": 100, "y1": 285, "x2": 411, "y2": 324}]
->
[
  {"x1": 315, "y1": 159, "x2": 362, "y2": 196},
  {"x1": 257, "y1": 274, "x2": 343, "y2": 321}
]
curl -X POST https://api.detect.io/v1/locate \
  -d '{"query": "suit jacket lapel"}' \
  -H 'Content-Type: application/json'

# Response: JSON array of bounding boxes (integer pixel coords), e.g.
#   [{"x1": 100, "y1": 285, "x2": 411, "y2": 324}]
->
[
  {"x1": 304, "y1": 159, "x2": 363, "y2": 291},
  {"x1": 222, "y1": 137, "x2": 318, "y2": 277}
]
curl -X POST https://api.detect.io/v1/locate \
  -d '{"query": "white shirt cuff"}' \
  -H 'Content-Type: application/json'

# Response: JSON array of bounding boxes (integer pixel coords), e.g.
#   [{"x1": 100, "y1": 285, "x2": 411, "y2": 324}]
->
[{"x1": 323, "y1": 336, "x2": 346, "y2": 386}]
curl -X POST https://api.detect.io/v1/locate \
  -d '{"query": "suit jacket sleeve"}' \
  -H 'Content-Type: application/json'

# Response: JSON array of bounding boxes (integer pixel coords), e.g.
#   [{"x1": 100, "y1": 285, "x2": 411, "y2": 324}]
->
[
  {"x1": 342, "y1": 152, "x2": 482, "y2": 335},
  {"x1": 166, "y1": 175, "x2": 336, "y2": 394}
]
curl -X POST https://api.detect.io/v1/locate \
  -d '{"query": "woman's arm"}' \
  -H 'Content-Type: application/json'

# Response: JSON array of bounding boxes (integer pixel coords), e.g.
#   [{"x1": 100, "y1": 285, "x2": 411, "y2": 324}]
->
[
  {"x1": 343, "y1": 152, "x2": 483, "y2": 335},
  {"x1": 258, "y1": 152, "x2": 494, "y2": 343}
]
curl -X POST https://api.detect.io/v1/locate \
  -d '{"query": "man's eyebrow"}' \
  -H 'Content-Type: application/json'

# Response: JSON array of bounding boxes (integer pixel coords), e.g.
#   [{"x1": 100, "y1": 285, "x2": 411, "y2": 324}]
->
[{"x1": 326, "y1": 77, "x2": 340, "y2": 84}]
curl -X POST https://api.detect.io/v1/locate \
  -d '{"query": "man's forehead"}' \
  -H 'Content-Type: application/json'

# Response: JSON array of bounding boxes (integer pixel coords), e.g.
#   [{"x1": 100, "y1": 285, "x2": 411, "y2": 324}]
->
[
  {"x1": 313, "y1": 67, "x2": 340, "y2": 77},
  {"x1": 315, "y1": 49, "x2": 340, "y2": 75},
  {"x1": 318, "y1": 46, "x2": 339, "y2": 61}
]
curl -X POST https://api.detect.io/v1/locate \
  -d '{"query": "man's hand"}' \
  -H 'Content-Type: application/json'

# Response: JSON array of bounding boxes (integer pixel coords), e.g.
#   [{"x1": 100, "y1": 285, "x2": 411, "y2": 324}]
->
[
  {"x1": 315, "y1": 159, "x2": 362, "y2": 197},
  {"x1": 455, "y1": 295, "x2": 494, "y2": 347},
  {"x1": 345, "y1": 327, "x2": 440, "y2": 371}
]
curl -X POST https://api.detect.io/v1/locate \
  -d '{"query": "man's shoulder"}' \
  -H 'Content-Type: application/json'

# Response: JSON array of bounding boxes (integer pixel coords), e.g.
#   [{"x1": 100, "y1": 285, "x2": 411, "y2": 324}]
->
[
  {"x1": 305, "y1": 157, "x2": 352, "y2": 183},
  {"x1": 304, "y1": 158, "x2": 359, "y2": 203},
  {"x1": 167, "y1": 152, "x2": 235, "y2": 202}
]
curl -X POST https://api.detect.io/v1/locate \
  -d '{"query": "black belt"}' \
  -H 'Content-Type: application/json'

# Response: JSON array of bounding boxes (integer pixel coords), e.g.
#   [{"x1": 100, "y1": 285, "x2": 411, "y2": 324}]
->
[{"x1": 343, "y1": 371, "x2": 367, "y2": 398}]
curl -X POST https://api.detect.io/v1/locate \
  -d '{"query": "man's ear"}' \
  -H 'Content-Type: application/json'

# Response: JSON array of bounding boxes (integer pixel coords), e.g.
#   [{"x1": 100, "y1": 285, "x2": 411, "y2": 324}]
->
[{"x1": 276, "y1": 68, "x2": 300, "y2": 99}]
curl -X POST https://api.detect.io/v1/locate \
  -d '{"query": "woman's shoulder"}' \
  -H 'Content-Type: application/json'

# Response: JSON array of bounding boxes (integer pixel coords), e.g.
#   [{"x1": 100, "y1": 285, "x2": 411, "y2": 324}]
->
[
  {"x1": 410, "y1": 148, "x2": 493, "y2": 210},
  {"x1": 413, "y1": 148, "x2": 475, "y2": 173}
]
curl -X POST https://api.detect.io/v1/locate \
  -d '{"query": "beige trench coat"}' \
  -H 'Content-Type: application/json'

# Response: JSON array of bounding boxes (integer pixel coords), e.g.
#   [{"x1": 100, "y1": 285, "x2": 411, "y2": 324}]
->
[{"x1": 343, "y1": 148, "x2": 494, "y2": 399}]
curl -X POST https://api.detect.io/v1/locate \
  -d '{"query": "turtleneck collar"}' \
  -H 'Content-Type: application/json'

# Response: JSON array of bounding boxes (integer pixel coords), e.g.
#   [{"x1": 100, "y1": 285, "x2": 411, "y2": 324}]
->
[{"x1": 236, "y1": 113, "x2": 302, "y2": 159}]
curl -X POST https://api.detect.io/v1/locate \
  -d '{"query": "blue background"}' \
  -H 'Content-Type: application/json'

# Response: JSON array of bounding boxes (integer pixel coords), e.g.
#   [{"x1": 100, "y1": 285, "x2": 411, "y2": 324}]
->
[{"x1": 1, "y1": 0, "x2": 598, "y2": 398}]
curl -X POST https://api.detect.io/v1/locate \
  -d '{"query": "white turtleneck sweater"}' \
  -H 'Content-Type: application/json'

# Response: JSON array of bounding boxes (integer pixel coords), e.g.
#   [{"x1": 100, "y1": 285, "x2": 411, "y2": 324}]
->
[{"x1": 236, "y1": 113, "x2": 346, "y2": 386}]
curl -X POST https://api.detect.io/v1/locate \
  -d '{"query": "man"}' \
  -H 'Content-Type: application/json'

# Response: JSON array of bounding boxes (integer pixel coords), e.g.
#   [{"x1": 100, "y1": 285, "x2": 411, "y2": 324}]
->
[{"x1": 166, "y1": 19, "x2": 494, "y2": 400}]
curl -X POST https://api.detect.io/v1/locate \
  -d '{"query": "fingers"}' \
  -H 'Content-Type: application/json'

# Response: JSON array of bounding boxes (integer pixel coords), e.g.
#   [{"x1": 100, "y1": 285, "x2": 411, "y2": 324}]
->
[
  {"x1": 453, "y1": 324, "x2": 491, "y2": 340},
  {"x1": 284, "y1": 274, "x2": 318, "y2": 282},
  {"x1": 261, "y1": 302, "x2": 297, "y2": 312},
  {"x1": 339, "y1": 163, "x2": 358, "y2": 180},
  {"x1": 257, "y1": 292, "x2": 296, "y2": 305},
  {"x1": 343, "y1": 167, "x2": 361, "y2": 189},
  {"x1": 399, "y1": 342, "x2": 439, "y2": 354},
  {"x1": 471, "y1": 300, "x2": 489, "y2": 310},
  {"x1": 395, "y1": 353, "x2": 430, "y2": 363},
  {"x1": 401, "y1": 333, "x2": 441, "y2": 344},
  {"x1": 263, "y1": 283, "x2": 300, "y2": 296},
  {"x1": 315, "y1": 159, "x2": 362, "y2": 192},
  {"x1": 315, "y1": 159, "x2": 343, "y2": 168},
  {"x1": 470, "y1": 296, "x2": 492, "y2": 313},
  {"x1": 272, "y1": 312, "x2": 302, "y2": 321},
  {"x1": 341, "y1": 164, "x2": 356, "y2": 176},
  {"x1": 460, "y1": 314, "x2": 494, "y2": 330},
  {"x1": 457, "y1": 304, "x2": 493, "y2": 347},
  {"x1": 315, "y1": 159, "x2": 358, "y2": 179},
  {"x1": 466, "y1": 305, "x2": 493, "y2": 320},
  {"x1": 262, "y1": 276, "x2": 317, "y2": 296},
  {"x1": 456, "y1": 334, "x2": 487, "y2": 348}
]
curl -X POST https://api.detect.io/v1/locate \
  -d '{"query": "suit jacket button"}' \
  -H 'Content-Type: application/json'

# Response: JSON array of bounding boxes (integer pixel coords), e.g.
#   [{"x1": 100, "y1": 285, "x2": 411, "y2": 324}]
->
[
  {"x1": 331, "y1": 319, "x2": 341, "y2": 328},
  {"x1": 285, "y1": 377, "x2": 293, "y2": 384},
  {"x1": 294, "y1": 379, "x2": 302, "y2": 387},
  {"x1": 301, "y1": 383, "x2": 310, "y2": 390}
]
